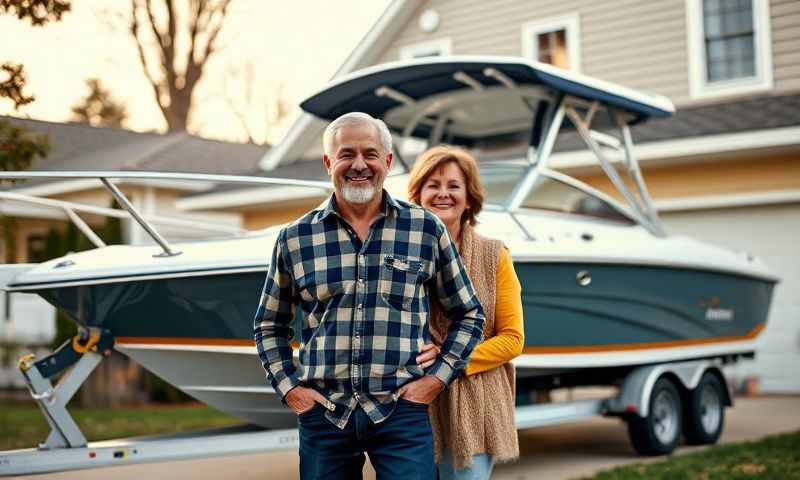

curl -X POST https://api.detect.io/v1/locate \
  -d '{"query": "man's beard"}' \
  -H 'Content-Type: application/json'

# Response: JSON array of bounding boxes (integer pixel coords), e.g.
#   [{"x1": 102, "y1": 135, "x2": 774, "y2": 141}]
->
[
  {"x1": 338, "y1": 168, "x2": 382, "y2": 204},
  {"x1": 341, "y1": 183, "x2": 377, "y2": 204}
]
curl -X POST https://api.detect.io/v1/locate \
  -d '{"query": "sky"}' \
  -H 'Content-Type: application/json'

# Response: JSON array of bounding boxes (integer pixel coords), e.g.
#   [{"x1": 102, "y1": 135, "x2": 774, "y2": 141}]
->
[{"x1": 0, "y1": 0, "x2": 391, "y2": 144}]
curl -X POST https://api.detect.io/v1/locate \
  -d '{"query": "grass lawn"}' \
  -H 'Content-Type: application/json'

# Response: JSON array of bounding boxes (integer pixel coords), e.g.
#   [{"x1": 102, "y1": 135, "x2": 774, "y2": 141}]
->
[
  {"x1": 0, "y1": 400, "x2": 242, "y2": 450},
  {"x1": 588, "y1": 430, "x2": 800, "y2": 479}
]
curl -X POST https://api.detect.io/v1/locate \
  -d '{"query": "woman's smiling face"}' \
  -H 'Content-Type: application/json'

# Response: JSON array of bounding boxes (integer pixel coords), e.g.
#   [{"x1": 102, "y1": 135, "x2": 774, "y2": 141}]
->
[{"x1": 420, "y1": 161, "x2": 469, "y2": 230}]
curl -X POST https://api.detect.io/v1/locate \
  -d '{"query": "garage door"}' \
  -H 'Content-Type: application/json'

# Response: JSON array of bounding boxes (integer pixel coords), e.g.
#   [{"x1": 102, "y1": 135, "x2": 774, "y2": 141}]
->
[{"x1": 661, "y1": 202, "x2": 800, "y2": 393}]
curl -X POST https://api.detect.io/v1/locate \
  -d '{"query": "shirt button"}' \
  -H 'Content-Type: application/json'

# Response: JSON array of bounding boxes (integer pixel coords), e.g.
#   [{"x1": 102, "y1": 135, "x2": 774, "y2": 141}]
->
[
  {"x1": 357, "y1": 304, "x2": 363, "y2": 310},
  {"x1": 358, "y1": 278, "x2": 364, "y2": 284}
]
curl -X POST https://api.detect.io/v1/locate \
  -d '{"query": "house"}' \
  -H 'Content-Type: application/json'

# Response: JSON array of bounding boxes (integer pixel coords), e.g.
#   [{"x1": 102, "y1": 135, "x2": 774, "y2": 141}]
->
[{"x1": 182, "y1": 0, "x2": 800, "y2": 393}]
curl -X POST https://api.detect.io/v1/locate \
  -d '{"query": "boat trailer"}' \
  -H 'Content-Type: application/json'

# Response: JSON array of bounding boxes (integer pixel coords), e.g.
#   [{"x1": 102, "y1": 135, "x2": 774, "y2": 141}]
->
[{"x1": 1, "y1": 335, "x2": 733, "y2": 476}]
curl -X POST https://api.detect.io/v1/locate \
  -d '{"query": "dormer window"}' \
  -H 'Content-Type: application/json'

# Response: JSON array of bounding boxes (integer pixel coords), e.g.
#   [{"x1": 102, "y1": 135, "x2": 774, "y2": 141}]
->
[{"x1": 522, "y1": 14, "x2": 581, "y2": 72}]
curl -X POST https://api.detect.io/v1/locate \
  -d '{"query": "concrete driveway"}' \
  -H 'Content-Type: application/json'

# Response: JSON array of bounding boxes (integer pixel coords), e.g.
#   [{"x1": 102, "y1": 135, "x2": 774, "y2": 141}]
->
[{"x1": 9, "y1": 395, "x2": 800, "y2": 480}]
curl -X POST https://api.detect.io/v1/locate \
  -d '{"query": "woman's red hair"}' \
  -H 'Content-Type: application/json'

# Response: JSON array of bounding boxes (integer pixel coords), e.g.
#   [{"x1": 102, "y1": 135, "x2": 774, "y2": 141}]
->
[{"x1": 407, "y1": 145, "x2": 484, "y2": 226}]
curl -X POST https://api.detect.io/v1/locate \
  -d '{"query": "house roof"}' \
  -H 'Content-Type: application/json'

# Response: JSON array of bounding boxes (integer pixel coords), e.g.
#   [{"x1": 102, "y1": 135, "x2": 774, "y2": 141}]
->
[
  {"x1": 553, "y1": 92, "x2": 800, "y2": 152},
  {"x1": 1, "y1": 117, "x2": 268, "y2": 191}
]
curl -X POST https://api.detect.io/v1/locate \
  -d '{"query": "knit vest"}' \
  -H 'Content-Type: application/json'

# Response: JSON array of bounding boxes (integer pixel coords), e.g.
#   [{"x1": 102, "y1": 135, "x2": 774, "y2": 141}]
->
[{"x1": 428, "y1": 224, "x2": 519, "y2": 469}]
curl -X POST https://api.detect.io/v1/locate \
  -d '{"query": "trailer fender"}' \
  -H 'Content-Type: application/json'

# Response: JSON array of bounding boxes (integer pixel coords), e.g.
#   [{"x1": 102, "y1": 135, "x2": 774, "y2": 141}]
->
[{"x1": 607, "y1": 360, "x2": 730, "y2": 418}]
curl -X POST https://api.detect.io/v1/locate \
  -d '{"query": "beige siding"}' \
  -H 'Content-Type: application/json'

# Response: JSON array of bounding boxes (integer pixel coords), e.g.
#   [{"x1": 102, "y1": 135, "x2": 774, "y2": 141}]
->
[
  {"x1": 377, "y1": 0, "x2": 799, "y2": 107},
  {"x1": 772, "y1": 0, "x2": 800, "y2": 94},
  {"x1": 243, "y1": 198, "x2": 326, "y2": 231},
  {"x1": 379, "y1": 0, "x2": 690, "y2": 102},
  {"x1": 573, "y1": 153, "x2": 800, "y2": 201}
]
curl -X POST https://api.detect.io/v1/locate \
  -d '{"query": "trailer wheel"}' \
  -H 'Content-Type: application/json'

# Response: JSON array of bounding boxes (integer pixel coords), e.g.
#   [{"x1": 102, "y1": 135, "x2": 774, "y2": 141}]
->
[
  {"x1": 683, "y1": 372, "x2": 725, "y2": 445},
  {"x1": 627, "y1": 376, "x2": 682, "y2": 456}
]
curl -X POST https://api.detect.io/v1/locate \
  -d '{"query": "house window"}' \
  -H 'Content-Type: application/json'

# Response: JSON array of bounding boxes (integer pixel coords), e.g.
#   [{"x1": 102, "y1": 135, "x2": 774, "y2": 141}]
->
[
  {"x1": 400, "y1": 38, "x2": 452, "y2": 60},
  {"x1": 687, "y1": 0, "x2": 772, "y2": 99},
  {"x1": 522, "y1": 14, "x2": 581, "y2": 72},
  {"x1": 704, "y1": 0, "x2": 755, "y2": 82}
]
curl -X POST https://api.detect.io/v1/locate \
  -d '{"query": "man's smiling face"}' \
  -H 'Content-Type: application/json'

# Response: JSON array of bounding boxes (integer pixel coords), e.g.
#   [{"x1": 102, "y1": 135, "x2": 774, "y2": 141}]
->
[{"x1": 324, "y1": 122, "x2": 392, "y2": 206}]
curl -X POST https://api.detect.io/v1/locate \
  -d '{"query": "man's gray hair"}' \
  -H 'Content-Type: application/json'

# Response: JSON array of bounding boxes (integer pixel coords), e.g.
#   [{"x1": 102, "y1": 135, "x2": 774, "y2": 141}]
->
[{"x1": 323, "y1": 112, "x2": 393, "y2": 156}]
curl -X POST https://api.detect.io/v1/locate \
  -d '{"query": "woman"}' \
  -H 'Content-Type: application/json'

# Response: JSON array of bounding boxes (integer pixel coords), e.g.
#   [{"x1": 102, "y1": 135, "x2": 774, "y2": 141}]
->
[{"x1": 408, "y1": 145, "x2": 524, "y2": 479}]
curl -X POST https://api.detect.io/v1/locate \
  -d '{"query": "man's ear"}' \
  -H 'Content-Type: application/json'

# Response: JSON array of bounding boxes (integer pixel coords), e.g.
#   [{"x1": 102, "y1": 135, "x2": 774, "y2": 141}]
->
[
  {"x1": 323, "y1": 154, "x2": 332, "y2": 174},
  {"x1": 385, "y1": 152, "x2": 393, "y2": 170}
]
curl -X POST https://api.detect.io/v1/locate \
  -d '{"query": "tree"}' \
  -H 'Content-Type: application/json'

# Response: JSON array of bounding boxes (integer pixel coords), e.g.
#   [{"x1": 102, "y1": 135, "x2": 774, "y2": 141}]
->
[
  {"x1": 0, "y1": 120, "x2": 50, "y2": 263},
  {"x1": 0, "y1": 119, "x2": 49, "y2": 172},
  {"x1": 0, "y1": 0, "x2": 70, "y2": 25},
  {"x1": 71, "y1": 78, "x2": 128, "y2": 128},
  {"x1": 0, "y1": 62, "x2": 34, "y2": 109},
  {"x1": 1, "y1": 0, "x2": 67, "y2": 172},
  {"x1": 129, "y1": 0, "x2": 232, "y2": 132},
  {"x1": 0, "y1": 0, "x2": 71, "y2": 109}
]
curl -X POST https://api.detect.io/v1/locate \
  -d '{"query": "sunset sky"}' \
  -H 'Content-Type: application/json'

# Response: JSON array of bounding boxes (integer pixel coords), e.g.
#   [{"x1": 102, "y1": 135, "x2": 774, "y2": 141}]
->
[{"x1": 0, "y1": 1, "x2": 390, "y2": 144}]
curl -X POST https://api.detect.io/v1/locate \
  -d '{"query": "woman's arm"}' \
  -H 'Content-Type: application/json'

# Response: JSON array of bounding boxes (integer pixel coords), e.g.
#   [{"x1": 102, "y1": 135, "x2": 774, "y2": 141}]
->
[{"x1": 466, "y1": 247, "x2": 525, "y2": 376}]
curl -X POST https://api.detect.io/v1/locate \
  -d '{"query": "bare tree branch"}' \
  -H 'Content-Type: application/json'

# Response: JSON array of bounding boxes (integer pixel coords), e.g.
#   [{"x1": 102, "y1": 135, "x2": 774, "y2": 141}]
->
[
  {"x1": 129, "y1": 0, "x2": 168, "y2": 120},
  {"x1": 201, "y1": 0, "x2": 230, "y2": 60},
  {"x1": 223, "y1": 63, "x2": 256, "y2": 143},
  {"x1": 128, "y1": 0, "x2": 232, "y2": 131}
]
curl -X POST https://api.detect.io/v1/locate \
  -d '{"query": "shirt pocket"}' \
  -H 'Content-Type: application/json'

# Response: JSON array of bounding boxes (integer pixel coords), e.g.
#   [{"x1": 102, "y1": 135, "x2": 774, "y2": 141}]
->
[{"x1": 378, "y1": 255, "x2": 424, "y2": 311}]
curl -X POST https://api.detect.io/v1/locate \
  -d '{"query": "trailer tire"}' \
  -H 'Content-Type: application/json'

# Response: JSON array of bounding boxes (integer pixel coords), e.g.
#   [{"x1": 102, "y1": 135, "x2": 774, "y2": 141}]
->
[
  {"x1": 683, "y1": 372, "x2": 725, "y2": 445},
  {"x1": 627, "y1": 376, "x2": 682, "y2": 456}
]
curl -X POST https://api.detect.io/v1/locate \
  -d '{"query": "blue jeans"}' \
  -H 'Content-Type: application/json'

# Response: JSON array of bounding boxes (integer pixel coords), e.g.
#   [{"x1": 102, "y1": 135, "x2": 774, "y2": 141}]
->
[
  {"x1": 438, "y1": 450, "x2": 495, "y2": 480},
  {"x1": 298, "y1": 398, "x2": 435, "y2": 480}
]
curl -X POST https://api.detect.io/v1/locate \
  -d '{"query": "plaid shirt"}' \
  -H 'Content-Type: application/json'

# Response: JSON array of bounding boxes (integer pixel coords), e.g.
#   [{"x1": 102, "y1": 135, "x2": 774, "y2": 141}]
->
[{"x1": 254, "y1": 191, "x2": 485, "y2": 429}]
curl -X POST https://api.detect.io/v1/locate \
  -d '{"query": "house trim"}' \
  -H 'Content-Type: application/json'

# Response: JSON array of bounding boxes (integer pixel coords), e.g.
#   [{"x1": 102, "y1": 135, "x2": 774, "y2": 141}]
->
[
  {"x1": 399, "y1": 37, "x2": 452, "y2": 59},
  {"x1": 655, "y1": 189, "x2": 800, "y2": 212},
  {"x1": 686, "y1": 0, "x2": 773, "y2": 100},
  {"x1": 177, "y1": 186, "x2": 329, "y2": 211},
  {"x1": 521, "y1": 13, "x2": 581, "y2": 73},
  {"x1": 0, "y1": 203, "x2": 68, "y2": 220}
]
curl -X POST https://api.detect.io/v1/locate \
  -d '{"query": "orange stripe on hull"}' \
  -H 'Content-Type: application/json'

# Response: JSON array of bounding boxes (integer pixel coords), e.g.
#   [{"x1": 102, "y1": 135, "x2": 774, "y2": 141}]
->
[
  {"x1": 115, "y1": 337, "x2": 303, "y2": 349},
  {"x1": 116, "y1": 324, "x2": 765, "y2": 353},
  {"x1": 116, "y1": 337, "x2": 255, "y2": 347},
  {"x1": 522, "y1": 323, "x2": 765, "y2": 354}
]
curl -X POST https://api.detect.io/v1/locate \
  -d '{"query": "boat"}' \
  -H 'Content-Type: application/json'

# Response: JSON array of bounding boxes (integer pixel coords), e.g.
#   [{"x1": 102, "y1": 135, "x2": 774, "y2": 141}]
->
[{"x1": 0, "y1": 56, "x2": 778, "y2": 429}]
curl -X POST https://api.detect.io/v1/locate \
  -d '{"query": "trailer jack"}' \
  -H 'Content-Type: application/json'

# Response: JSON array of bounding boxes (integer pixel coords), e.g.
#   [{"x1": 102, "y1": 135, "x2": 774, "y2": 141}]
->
[{"x1": 17, "y1": 327, "x2": 114, "y2": 449}]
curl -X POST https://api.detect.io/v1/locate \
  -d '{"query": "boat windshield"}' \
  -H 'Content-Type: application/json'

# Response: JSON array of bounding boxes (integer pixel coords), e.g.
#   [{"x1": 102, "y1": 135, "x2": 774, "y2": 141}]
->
[{"x1": 481, "y1": 163, "x2": 636, "y2": 225}]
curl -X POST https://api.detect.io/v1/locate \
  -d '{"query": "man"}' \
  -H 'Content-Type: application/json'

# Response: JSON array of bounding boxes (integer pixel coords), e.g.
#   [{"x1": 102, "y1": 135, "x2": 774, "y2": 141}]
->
[{"x1": 254, "y1": 112, "x2": 485, "y2": 479}]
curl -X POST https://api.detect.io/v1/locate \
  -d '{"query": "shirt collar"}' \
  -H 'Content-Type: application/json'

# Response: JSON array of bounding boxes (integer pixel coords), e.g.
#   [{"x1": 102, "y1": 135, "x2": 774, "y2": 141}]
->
[{"x1": 314, "y1": 190, "x2": 401, "y2": 224}]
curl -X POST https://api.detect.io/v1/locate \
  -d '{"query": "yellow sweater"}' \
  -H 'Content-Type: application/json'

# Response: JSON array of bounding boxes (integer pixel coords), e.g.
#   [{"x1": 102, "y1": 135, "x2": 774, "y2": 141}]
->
[{"x1": 465, "y1": 247, "x2": 524, "y2": 376}]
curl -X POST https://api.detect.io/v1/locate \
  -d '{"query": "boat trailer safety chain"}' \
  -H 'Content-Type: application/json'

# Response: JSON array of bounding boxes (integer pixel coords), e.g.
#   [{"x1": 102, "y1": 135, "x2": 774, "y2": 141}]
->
[{"x1": 71, "y1": 328, "x2": 104, "y2": 354}]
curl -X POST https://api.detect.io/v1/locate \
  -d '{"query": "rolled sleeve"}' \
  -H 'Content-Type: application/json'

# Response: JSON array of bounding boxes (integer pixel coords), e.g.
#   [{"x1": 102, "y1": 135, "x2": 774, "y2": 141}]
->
[{"x1": 253, "y1": 229, "x2": 300, "y2": 399}]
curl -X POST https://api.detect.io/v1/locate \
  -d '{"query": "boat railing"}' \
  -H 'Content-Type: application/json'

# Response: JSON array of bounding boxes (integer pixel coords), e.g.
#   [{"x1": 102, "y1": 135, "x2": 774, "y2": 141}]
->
[
  {"x1": 0, "y1": 172, "x2": 333, "y2": 257},
  {"x1": 379, "y1": 67, "x2": 668, "y2": 237}
]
